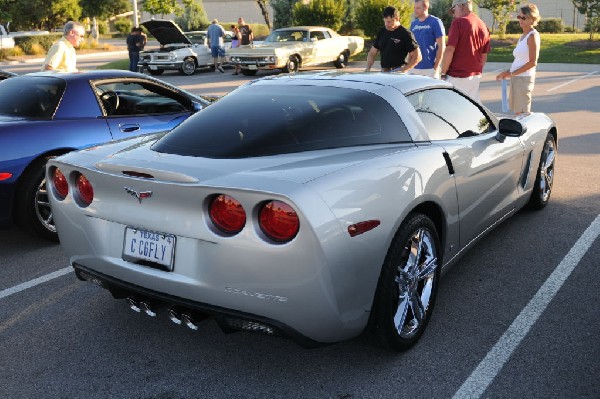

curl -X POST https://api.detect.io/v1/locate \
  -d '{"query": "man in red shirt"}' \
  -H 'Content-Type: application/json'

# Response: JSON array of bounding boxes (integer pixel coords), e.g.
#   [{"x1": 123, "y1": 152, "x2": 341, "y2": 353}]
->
[{"x1": 440, "y1": 0, "x2": 490, "y2": 102}]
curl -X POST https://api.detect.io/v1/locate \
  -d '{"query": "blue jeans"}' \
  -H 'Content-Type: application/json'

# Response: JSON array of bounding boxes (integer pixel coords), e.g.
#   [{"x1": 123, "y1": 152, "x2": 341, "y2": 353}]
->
[{"x1": 129, "y1": 51, "x2": 140, "y2": 72}]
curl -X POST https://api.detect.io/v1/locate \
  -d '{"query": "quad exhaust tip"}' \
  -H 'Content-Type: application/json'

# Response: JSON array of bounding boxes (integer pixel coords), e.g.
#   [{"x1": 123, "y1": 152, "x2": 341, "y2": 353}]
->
[{"x1": 127, "y1": 297, "x2": 156, "y2": 317}]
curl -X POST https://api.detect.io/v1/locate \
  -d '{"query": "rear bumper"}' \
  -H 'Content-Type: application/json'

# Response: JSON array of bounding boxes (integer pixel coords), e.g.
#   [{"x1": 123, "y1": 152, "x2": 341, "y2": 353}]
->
[{"x1": 73, "y1": 263, "x2": 323, "y2": 348}]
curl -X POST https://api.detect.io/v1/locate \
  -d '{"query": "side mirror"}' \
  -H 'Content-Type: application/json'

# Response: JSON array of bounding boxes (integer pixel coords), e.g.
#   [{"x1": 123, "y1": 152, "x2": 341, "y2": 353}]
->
[{"x1": 496, "y1": 118, "x2": 526, "y2": 142}]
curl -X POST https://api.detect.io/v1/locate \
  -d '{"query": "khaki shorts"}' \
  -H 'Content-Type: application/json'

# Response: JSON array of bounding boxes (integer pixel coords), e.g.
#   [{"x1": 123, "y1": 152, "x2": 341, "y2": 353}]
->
[{"x1": 509, "y1": 75, "x2": 536, "y2": 113}]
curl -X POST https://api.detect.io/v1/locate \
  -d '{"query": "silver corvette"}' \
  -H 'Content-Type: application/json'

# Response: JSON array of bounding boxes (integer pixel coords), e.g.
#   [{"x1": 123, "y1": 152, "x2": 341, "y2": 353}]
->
[{"x1": 48, "y1": 72, "x2": 557, "y2": 351}]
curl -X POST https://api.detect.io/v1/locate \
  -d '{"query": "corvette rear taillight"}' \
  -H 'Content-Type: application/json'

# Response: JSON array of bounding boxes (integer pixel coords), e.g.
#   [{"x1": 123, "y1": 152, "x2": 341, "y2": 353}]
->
[
  {"x1": 209, "y1": 194, "x2": 246, "y2": 235},
  {"x1": 259, "y1": 201, "x2": 299, "y2": 243},
  {"x1": 75, "y1": 173, "x2": 94, "y2": 207},
  {"x1": 52, "y1": 168, "x2": 68, "y2": 200}
]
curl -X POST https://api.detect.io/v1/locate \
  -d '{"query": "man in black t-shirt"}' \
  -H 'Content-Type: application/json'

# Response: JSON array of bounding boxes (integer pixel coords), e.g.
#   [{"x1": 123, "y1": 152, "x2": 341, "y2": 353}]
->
[
  {"x1": 238, "y1": 17, "x2": 253, "y2": 46},
  {"x1": 365, "y1": 6, "x2": 421, "y2": 72}
]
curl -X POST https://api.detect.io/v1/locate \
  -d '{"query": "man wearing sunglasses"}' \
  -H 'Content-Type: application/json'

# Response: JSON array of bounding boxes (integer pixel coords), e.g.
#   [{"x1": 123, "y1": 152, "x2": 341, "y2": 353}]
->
[
  {"x1": 42, "y1": 21, "x2": 85, "y2": 73},
  {"x1": 440, "y1": 0, "x2": 490, "y2": 102}
]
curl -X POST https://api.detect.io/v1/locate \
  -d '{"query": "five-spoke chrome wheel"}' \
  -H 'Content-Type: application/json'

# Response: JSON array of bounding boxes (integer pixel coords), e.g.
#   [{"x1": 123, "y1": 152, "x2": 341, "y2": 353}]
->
[
  {"x1": 372, "y1": 213, "x2": 440, "y2": 351},
  {"x1": 528, "y1": 133, "x2": 556, "y2": 210}
]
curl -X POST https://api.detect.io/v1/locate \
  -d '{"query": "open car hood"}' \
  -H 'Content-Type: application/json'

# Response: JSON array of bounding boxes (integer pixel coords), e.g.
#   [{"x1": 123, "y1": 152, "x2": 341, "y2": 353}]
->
[{"x1": 141, "y1": 19, "x2": 191, "y2": 46}]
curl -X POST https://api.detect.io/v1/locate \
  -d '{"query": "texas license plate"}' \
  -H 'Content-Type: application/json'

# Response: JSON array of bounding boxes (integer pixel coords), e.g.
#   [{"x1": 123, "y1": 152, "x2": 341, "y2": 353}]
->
[
  {"x1": 248, "y1": 65, "x2": 258, "y2": 70},
  {"x1": 149, "y1": 65, "x2": 158, "y2": 70},
  {"x1": 123, "y1": 227, "x2": 175, "y2": 270}
]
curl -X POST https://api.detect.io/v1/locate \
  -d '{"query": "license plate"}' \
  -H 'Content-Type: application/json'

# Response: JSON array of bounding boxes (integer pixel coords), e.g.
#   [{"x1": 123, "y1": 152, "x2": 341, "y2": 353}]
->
[
  {"x1": 149, "y1": 65, "x2": 158, "y2": 70},
  {"x1": 123, "y1": 227, "x2": 175, "y2": 270},
  {"x1": 248, "y1": 65, "x2": 258, "y2": 70}
]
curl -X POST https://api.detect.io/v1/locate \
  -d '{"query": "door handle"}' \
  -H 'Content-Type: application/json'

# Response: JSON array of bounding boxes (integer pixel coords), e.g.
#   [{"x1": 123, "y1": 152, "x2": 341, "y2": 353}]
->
[{"x1": 119, "y1": 124, "x2": 141, "y2": 133}]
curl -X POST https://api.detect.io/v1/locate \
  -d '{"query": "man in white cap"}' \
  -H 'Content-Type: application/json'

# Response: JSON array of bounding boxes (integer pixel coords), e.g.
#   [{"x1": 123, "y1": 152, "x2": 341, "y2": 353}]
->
[
  {"x1": 440, "y1": 0, "x2": 490, "y2": 101},
  {"x1": 207, "y1": 19, "x2": 226, "y2": 73}
]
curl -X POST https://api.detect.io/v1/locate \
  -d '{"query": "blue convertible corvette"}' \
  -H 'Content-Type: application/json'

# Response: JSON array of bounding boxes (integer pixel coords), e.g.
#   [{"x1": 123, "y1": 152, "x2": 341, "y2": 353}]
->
[{"x1": 0, "y1": 70, "x2": 210, "y2": 240}]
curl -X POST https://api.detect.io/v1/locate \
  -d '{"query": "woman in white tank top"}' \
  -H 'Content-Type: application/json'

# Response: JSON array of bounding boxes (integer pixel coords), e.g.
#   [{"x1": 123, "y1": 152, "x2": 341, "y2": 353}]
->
[{"x1": 496, "y1": 4, "x2": 541, "y2": 114}]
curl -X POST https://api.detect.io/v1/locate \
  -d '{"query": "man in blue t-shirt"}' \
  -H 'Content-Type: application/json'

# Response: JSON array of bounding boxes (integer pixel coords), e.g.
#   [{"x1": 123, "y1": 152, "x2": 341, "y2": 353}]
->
[
  {"x1": 410, "y1": 0, "x2": 445, "y2": 79},
  {"x1": 207, "y1": 19, "x2": 226, "y2": 73}
]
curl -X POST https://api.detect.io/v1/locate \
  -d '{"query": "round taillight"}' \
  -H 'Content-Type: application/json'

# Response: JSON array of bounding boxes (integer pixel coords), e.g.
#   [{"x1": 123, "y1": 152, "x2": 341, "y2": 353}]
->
[
  {"x1": 76, "y1": 174, "x2": 94, "y2": 207},
  {"x1": 209, "y1": 194, "x2": 246, "y2": 235},
  {"x1": 259, "y1": 201, "x2": 299, "y2": 243},
  {"x1": 52, "y1": 168, "x2": 68, "y2": 199}
]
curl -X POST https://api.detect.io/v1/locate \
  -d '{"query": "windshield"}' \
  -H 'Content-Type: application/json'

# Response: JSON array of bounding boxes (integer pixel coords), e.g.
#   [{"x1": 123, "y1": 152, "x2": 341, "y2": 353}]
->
[
  {"x1": 0, "y1": 76, "x2": 65, "y2": 118},
  {"x1": 152, "y1": 84, "x2": 412, "y2": 158},
  {"x1": 265, "y1": 30, "x2": 309, "y2": 43}
]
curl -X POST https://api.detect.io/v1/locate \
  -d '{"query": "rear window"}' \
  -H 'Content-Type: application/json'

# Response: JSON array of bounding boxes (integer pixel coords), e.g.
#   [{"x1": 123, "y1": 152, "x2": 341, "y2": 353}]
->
[
  {"x1": 0, "y1": 76, "x2": 65, "y2": 119},
  {"x1": 153, "y1": 84, "x2": 411, "y2": 158}
]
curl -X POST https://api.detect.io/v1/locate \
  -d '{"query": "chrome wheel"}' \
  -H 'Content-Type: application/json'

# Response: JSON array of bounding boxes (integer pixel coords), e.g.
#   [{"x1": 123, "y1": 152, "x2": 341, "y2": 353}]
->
[
  {"x1": 34, "y1": 177, "x2": 56, "y2": 234},
  {"x1": 539, "y1": 138, "x2": 556, "y2": 203},
  {"x1": 394, "y1": 227, "x2": 438, "y2": 338},
  {"x1": 180, "y1": 58, "x2": 196, "y2": 75},
  {"x1": 284, "y1": 56, "x2": 299, "y2": 74},
  {"x1": 372, "y1": 213, "x2": 440, "y2": 351},
  {"x1": 333, "y1": 51, "x2": 348, "y2": 68},
  {"x1": 528, "y1": 133, "x2": 556, "y2": 210}
]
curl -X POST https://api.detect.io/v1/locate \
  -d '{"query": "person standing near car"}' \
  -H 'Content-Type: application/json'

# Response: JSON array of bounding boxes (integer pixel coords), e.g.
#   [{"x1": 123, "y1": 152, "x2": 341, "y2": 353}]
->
[
  {"x1": 41, "y1": 21, "x2": 85, "y2": 72},
  {"x1": 440, "y1": 0, "x2": 491, "y2": 102},
  {"x1": 230, "y1": 25, "x2": 242, "y2": 75},
  {"x1": 238, "y1": 17, "x2": 253, "y2": 46},
  {"x1": 495, "y1": 4, "x2": 541, "y2": 114},
  {"x1": 365, "y1": 6, "x2": 421, "y2": 73},
  {"x1": 410, "y1": 0, "x2": 445, "y2": 79},
  {"x1": 207, "y1": 19, "x2": 226, "y2": 73},
  {"x1": 126, "y1": 27, "x2": 147, "y2": 72}
]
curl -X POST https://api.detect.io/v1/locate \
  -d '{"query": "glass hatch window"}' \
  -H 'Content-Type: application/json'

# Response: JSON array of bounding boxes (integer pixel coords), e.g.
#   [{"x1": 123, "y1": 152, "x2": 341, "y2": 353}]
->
[
  {"x1": 0, "y1": 76, "x2": 65, "y2": 119},
  {"x1": 153, "y1": 84, "x2": 412, "y2": 158}
]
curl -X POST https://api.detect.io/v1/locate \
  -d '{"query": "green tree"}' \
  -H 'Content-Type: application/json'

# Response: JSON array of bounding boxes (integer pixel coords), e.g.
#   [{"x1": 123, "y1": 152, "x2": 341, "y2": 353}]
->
[
  {"x1": 272, "y1": 0, "x2": 299, "y2": 29},
  {"x1": 3, "y1": 0, "x2": 82, "y2": 30},
  {"x1": 80, "y1": 0, "x2": 130, "y2": 20},
  {"x1": 175, "y1": 0, "x2": 209, "y2": 31},
  {"x1": 143, "y1": 0, "x2": 183, "y2": 18},
  {"x1": 355, "y1": 0, "x2": 412, "y2": 38},
  {"x1": 476, "y1": 0, "x2": 517, "y2": 38},
  {"x1": 429, "y1": 0, "x2": 452, "y2": 33},
  {"x1": 572, "y1": 0, "x2": 600, "y2": 40},
  {"x1": 292, "y1": 0, "x2": 346, "y2": 31}
]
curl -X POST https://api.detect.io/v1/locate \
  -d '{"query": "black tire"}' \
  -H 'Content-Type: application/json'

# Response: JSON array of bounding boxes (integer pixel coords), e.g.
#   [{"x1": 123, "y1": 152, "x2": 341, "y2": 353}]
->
[
  {"x1": 180, "y1": 57, "x2": 197, "y2": 75},
  {"x1": 527, "y1": 133, "x2": 556, "y2": 210},
  {"x1": 15, "y1": 156, "x2": 59, "y2": 242},
  {"x1": 333, "y1": 51, "x2": 349, "y2": 68},
  {"x1": 371, "y1": 213, "x2": 441, "y2": 351},
  {"x1": 241, "y1": 69, "x2": 258, "y2": 76},
  {"x1": 284, "y1": 55, "x2": 299, "y2": 74},
  {"x1": 148, "y1": 69, "x2": 164, "y2": 76}
]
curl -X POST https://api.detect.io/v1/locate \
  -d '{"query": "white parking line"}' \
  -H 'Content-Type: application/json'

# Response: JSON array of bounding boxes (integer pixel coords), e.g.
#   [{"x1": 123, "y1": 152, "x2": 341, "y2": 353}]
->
[
  {"x1": 0, "y1": 267, "x2": 72, "y2": 300},
  {"x1": 453, "y1": 214, "x2": 600, "y2": 399},
  {"x1": 547, "y1": 71, "x2": 598, "y2": 92}
]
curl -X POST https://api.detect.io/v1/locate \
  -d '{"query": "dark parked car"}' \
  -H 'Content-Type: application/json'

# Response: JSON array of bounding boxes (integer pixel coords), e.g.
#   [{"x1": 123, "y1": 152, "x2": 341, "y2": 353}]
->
[
  {"x1": 0, "y1": 70, "x2": 210, "y2": 240},
  {"x1": 0, "y1": 69, "x2": 17, "y2": 80}
]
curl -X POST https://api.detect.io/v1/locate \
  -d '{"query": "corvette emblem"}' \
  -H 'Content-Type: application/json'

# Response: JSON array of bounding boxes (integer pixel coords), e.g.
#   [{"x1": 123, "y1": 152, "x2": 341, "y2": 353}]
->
[{"x1": 124, "y1": 187, "x2": 152, "y2": 203}]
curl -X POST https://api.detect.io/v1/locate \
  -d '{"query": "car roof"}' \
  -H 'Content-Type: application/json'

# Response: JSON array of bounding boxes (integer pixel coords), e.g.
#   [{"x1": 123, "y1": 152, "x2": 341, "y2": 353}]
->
[
  {"x1": 22, "y1": 70, "x2": 160, "y2": 82},
  {"x1": 250, "y1": 71, "x2": 452, "y2": 95},
  {"x1": 274, "y1": 26, "x2": 331, "y2": 31}
]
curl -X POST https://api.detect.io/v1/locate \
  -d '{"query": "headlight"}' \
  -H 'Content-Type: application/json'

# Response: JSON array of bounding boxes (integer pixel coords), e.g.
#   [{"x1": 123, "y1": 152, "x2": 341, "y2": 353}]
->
[
  {"x1": 169, "y1": 52, "x2": 176, "y2": 61},
  {"x1": 269, "y1": 56, "x2": 276, "y2": 62}
]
